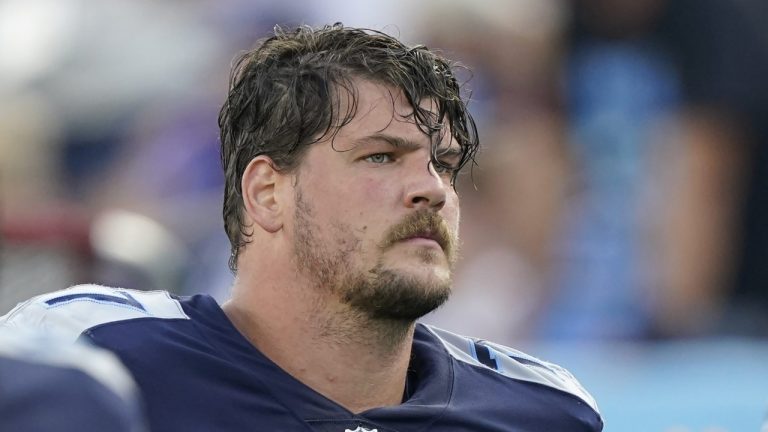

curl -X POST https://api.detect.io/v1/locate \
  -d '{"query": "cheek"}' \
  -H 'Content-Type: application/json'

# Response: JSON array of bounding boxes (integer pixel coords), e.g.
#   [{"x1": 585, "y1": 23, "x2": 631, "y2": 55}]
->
[
  {"x1": 329, "y1": 184, "x2": 385, "y2": 245},
  {"x1": 360, "y1": 176, "x2": 389, "y2": 200},
  {"x1": 355, "y1": 176, "x2": 399, "y2": 220},
  {"x1": 445, "y1": 194, "x2": 461, "y2": 232},
  {"x1": 329, "y1": 219, "x2": 364, "y2": 255}
]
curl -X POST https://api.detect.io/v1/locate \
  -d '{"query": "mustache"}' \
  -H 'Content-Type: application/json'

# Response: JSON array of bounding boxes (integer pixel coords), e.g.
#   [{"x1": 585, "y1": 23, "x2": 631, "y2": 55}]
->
[{"x1": 380, "y1": 210, "x2": 457, "y2": 260}]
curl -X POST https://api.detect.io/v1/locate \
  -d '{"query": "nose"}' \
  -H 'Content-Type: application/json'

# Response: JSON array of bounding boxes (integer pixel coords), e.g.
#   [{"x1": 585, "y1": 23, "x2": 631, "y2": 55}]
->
[{"x1": 403, "y1": 161, "x2": 448, "y2": 210}]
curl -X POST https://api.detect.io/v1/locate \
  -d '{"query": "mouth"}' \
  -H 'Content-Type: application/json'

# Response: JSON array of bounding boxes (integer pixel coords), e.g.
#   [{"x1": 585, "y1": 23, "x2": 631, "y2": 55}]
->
[{"x1": 402, "y1": 231, "x2": 446, "y2": 251}]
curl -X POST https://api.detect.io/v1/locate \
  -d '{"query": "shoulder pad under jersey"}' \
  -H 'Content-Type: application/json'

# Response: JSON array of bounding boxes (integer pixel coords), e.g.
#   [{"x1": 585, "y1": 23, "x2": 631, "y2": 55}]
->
[
  {"x1": 0, "y1": 284, "x2": 189, "y2": 341},
  {"x1": 423, "y1": 324, "x2": 600, "y2": 414}
]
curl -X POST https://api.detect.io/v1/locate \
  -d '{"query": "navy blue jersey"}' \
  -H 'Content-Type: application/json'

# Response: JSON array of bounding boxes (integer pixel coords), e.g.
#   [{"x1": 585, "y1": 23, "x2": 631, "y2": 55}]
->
[
  {"x1": 1, "y1": 285, "x2": 603, "y2": 431},
  {"x1": 0, "y1": 330, "x2": 146, "y2": 432}
]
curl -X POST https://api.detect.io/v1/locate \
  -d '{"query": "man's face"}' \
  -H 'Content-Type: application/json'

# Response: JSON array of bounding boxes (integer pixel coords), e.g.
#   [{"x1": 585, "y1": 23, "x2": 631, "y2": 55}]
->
[{"x1": 287, "y1": 78, "x2": 462, "y2": 321}]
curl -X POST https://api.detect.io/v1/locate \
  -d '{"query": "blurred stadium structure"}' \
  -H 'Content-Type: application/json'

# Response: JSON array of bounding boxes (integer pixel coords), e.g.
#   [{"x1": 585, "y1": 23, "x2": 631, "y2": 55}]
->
[{"x1": 1, "y1": 0, "x2": 767, "y2": 430}]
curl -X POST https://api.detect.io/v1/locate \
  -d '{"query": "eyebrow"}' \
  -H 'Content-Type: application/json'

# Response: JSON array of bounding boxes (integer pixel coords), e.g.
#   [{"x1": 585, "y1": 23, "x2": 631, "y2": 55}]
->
[
  {"x1": 356, "y1": 133, "x2": 462, "y2": 159},
  {"x1": 355, "y1": 133, "x2": 421, "y2": 151}
]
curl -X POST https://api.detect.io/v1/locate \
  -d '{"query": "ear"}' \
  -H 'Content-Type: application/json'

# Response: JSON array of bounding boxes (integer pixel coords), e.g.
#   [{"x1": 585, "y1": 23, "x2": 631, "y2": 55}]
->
[{"x1": 241, "y1": 156, "x2": 283, "y2": 233}]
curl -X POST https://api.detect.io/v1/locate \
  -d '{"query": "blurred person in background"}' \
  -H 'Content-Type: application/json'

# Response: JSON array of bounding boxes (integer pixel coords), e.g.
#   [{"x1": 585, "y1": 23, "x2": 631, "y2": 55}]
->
[
  {"x1": 561, "y1": 0, "x2": 768, "y2": 338},
  {"x1": 0, "y1": 0, "x2": 302, "y2": 309},
  {"x1": 1, "y1": 24, "x2": 602, "y2": 431},
  {"x1": 544, "y1": 0, "x2": 684, "y2": 339},
  {"x1": 0, "y1": 329, "x2": 146, "y2": 432},
  {"x1": 0, "y1": 0, "x2": 236, "y2": 309},
  {"x1": 658, "y1": 0, "x2": 768, "y2": 337}
]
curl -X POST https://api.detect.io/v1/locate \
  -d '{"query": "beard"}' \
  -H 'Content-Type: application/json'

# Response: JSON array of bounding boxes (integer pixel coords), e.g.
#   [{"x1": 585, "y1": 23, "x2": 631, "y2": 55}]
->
[
  {"x1": 292, "y1": 187, "x2": 457, "y2": 322},
  {"x1": 339, "y1": 264, "x2": 451, "y2": 321}
]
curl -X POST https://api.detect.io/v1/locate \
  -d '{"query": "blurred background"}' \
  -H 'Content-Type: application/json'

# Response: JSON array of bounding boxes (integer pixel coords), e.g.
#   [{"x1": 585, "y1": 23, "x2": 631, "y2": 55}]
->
[{"x1": 1, "y1": 0, "x2": 766, "y2": 429}]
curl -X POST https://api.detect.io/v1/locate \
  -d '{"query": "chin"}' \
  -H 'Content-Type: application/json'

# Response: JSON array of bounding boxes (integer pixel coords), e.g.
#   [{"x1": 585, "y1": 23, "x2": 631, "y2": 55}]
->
[
  {"x1": 385, "y1": 247, "x2": 452, "y2": 274},
  {"x1": 403, "y1": 267, "x2": 452, "y2": 290},
  {"x1": 342, "y1": 264, "x2": 453, "y2": 321}
]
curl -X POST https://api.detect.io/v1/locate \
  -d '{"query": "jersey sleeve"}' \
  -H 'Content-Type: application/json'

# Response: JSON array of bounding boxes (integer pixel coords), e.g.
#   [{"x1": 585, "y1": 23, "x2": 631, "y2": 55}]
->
[
  {"x1": 424, "y1": 324, "x2": 601, "y2": 416},
  {"x1": 0, "y1": 284, "x2": 189, "y2": 341}
]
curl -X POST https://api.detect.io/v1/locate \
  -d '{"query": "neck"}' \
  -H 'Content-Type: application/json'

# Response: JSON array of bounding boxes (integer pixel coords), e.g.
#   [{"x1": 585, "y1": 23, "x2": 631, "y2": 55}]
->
[{"x1": 223, "y1": 273, "x2": 416, "y2": 413}]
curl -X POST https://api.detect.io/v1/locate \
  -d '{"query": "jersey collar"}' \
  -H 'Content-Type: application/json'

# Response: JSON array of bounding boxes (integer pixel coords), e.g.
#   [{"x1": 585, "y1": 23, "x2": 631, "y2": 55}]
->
[{"x1": 200, "y1": 296, "x2": 454, "y2": 432}]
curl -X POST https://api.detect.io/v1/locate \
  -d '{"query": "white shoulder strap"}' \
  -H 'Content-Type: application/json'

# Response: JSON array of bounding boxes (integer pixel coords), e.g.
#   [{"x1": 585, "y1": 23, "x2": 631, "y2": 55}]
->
[
  {"x1": 1, "y1": 284, "x2": 189, "y2": 341},
  {"x1": 424, "y1": 324, "x2": 600, "y2": 414}
]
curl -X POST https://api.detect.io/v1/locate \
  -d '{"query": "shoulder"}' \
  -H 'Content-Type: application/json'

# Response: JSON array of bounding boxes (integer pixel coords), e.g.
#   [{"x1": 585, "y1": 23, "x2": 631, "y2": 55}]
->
[
  {"x1": 420, "y1": 324, "x2": 601, "y2": 415},
  {"x1": 0, "y1": 284, "x2": 190, "y2": 341}
]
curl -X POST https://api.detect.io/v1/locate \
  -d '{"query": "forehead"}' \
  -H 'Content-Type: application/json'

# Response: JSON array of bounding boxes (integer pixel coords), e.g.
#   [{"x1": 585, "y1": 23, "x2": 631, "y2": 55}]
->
[{"x1": 329, "y1": 78, "x2": 457, "y2": 151}]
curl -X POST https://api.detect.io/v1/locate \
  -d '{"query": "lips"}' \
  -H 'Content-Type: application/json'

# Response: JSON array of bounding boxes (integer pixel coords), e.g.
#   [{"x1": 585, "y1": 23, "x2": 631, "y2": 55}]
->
[{"x1": 403, "y1": 231, "x2": 446, "y2": 251}]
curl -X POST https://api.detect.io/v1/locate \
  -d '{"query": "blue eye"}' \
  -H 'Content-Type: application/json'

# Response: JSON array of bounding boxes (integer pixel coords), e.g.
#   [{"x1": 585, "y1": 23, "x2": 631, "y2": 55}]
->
[
  {"x1": 433, "y1": 163, "x2": 450, "y2": 174},
  {"x1": 365, "y1": 153, "x2": 393, "y2": 164},
  {"x1": 433, "y1": 160, "x2": 458, "y2": 176}
]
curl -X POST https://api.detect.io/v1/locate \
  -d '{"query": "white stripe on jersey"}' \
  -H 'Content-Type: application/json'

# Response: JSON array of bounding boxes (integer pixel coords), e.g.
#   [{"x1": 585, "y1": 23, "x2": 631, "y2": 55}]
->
[
  {"x1": 0, "y1": 284, "x2": 189, "y2": 341},
  {"x1": 424, "y1": 324, "x2": 600, "y2": 414}
]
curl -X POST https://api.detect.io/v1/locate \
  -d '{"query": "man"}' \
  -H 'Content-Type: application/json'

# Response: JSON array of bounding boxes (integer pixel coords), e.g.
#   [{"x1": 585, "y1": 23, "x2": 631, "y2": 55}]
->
[
  {"x1": 0, "y1": 329, "x2": 146, "y2": 432},
  {"x1": 1, "y1": 24, "x2": 602, "y2": 431}
]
